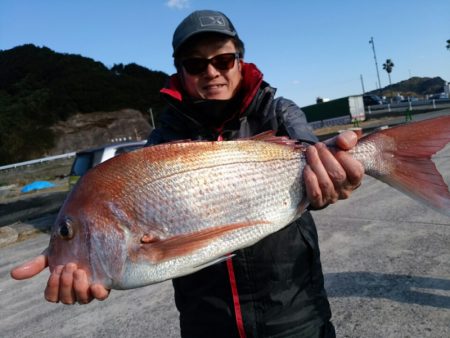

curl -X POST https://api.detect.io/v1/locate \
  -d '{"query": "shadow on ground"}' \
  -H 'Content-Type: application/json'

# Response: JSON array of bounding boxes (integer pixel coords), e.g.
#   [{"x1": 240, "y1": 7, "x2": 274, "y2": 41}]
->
[
  {"x1": 0, "y1": 191, "x2": 66, "y2": 226},
  {"x1": 325, "y1": 271, "x2": 450, "y2": 309}
]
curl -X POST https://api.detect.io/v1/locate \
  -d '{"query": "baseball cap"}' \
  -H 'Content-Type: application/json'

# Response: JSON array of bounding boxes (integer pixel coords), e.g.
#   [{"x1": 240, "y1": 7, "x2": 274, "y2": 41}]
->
[{"x1": 172, "y1": 10, "x2": 238, "y2": 56}]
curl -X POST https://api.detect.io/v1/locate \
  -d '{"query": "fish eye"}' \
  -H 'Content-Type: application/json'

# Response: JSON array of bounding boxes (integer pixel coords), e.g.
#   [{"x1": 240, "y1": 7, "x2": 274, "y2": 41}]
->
[{"x1": 59, "y1": 218, "x2": 74, "y2": 240}]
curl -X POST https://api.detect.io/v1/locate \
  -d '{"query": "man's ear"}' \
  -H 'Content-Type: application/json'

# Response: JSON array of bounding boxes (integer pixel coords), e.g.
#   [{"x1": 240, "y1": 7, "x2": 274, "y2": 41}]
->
[
  {"x1": 238, "y1": 59, "x2": 243, "y2": 71},
  {"x1": 178, "y1": 70, "x2": 185, "y2": 85}
]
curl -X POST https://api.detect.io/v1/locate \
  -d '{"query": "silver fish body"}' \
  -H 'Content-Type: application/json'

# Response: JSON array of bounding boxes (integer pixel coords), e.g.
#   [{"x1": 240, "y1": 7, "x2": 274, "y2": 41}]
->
[{"x1": 49, "y1": 138, "x2": 309, "y2": 289}]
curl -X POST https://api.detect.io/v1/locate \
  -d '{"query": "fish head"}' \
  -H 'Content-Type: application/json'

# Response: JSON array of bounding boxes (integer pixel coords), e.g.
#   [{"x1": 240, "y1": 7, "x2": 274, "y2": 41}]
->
[{"x1": 47, "y1": 178, "x2": 129, "y2": 288}]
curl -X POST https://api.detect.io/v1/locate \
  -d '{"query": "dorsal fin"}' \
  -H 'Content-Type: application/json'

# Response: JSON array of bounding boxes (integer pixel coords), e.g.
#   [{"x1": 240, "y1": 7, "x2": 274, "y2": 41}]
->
[
  {"x1": 247, "y1": 131, "x2": 303, "y2": 148},
  {"x1": 159, "y1": 131, "x2": 303, "y2": 148}
]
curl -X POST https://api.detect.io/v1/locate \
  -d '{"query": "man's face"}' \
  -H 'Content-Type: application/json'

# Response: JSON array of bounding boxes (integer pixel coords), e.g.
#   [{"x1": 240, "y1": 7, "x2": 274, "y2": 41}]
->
[{"x1": 179, "y1": 37, "x2": 243, "y2": 100}]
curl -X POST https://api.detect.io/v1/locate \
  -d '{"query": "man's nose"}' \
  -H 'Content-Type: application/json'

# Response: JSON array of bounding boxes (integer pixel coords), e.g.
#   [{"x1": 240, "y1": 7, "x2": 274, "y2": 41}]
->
[{"x1": 205, "y1": 63, "x2": 220, "y2": 77}]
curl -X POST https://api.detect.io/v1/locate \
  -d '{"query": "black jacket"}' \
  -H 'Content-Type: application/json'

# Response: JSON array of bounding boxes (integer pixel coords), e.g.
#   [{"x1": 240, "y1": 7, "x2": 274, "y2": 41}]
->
[{"x1": 147, "y1": 63, "x2": 334, "y2": 338}]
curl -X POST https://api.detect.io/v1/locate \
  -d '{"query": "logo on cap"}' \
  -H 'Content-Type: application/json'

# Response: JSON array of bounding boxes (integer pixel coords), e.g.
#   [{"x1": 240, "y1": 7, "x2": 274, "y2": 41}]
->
[{"x1": 199, "y1": 15, "x2": 226, "y2": 27}]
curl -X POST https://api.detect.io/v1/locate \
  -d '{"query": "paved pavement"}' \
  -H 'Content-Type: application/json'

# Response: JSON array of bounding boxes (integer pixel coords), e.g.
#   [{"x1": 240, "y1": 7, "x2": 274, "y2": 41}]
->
[
  {"x1": 0, "y1": 233, "x2": 180, "y2": 338},
  {"x1": 1, "y1": 111, "x2": 450, "y2": 337}
]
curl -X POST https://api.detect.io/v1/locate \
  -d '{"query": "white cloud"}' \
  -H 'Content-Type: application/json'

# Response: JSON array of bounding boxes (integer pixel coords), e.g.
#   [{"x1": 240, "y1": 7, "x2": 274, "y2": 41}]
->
[
  {"x1": 166, "y1": 0, "x2": 189, "y2": 9},
  {"x1": 292, "y1": 80, "x2": 300, "y2": 85}
]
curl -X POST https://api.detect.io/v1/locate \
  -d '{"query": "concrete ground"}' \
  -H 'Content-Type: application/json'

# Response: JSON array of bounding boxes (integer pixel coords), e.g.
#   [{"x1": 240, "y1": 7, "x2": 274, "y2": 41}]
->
[{"x1": 1, "y1": 112, "x2": 450, "y2": 337}]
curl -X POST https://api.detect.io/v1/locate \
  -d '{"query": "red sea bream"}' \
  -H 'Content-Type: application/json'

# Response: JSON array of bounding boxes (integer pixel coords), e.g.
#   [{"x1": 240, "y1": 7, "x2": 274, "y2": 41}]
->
[{"x1": 47, "y1": 116, "x2": 450, "y2": 289}]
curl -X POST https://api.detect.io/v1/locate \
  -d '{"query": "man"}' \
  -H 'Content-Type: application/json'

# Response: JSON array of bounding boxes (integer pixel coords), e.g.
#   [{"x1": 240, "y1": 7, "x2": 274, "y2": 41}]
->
[{"x1": 12, "y1": 10, "x2": 364, "y2": 338}]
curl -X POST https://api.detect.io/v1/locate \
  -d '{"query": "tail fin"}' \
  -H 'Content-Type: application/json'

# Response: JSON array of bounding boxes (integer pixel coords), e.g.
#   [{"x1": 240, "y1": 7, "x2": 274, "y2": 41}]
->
[{"x1": 357, "y1": 116, "x2": 450, "y2": 216}]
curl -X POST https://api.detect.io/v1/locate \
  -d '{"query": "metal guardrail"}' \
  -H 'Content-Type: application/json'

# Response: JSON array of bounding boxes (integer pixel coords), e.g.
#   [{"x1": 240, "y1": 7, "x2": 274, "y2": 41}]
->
[
  {"x1": 309, "y1": 116, "x2": 352, "y2": 130},
  {"x1": 0, "y1": 152, "x2": 76, "y2": 171},
  {"x1": 308, "y1": 99, "x2": 450, "y2": 131},
  {"x1": 366, "y1": 99, "x2": 450, "y2": 114}
]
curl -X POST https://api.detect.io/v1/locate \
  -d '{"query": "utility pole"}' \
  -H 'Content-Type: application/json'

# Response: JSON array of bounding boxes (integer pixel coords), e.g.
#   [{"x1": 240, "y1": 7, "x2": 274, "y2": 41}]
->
[
  {"x1": 369, "y1": 37, "x2": 382, "y2": 93},
  {"x1": 360, "y1": 74, "x2": 366, "y2": 94},
  {"x1": 148, "y1": 108, "x2": 155, "y2": 129}
]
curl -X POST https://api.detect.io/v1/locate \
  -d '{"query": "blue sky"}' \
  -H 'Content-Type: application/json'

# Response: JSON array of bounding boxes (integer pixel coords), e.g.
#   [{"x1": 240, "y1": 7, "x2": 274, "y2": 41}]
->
[{"x1": 1, "y1": 0, "x2": 449, "y2": 106}]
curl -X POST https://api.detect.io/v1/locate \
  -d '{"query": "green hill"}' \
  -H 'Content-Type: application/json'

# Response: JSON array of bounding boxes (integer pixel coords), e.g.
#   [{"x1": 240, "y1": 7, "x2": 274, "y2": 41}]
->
[
  {"x1": 0, "y1": 44, "x2": 168, "y2": 165},
  {"x1": 369, "y1": 76, "x2": 447, "y2": 97}
]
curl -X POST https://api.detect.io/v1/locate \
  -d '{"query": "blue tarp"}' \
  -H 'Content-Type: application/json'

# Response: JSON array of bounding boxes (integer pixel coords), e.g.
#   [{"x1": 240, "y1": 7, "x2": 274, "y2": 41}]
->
[{"x1": 21, "y1": 181, "x2": 56, "y2": 193}]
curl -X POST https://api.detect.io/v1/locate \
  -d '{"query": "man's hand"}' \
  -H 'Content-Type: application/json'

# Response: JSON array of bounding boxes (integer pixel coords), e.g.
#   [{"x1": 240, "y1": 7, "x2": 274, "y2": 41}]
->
[
  {"x1": 304, "y1": 130, "x2": 364, "y2": 209},
  {"x1": 10, "y1": 249, "x2": 110, "y2": 305}
]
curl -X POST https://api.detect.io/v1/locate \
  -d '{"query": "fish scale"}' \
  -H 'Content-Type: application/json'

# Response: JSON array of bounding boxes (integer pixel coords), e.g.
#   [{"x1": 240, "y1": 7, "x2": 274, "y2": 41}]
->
[{"x1": 130, "y1": 158, "x2": 303, "y2": 236}]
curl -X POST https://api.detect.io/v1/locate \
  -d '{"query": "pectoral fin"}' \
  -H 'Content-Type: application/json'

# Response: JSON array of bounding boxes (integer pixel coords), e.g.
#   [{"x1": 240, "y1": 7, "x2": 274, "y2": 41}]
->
[{"x1": 137, "y1": 220, "x2": 269, "y2": 263}]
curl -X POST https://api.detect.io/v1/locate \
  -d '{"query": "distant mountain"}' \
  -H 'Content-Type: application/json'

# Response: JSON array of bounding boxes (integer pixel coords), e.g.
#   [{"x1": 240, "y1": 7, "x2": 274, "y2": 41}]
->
[
  {"x1": 0, "y1": 44, "x2": 169, "y2": 164},
  {"x1": 369, "y1": 76, "x2": 447, "y2": 97}
]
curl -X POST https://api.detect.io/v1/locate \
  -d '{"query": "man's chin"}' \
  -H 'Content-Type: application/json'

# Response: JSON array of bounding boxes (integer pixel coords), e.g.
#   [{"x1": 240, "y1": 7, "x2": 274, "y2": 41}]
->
[
  {"x1": 204, "y1": 94, "x2": 232, "y2": 100},
  {"x1": 201, "y1": 89, "x2": 232, "y2": 100}
]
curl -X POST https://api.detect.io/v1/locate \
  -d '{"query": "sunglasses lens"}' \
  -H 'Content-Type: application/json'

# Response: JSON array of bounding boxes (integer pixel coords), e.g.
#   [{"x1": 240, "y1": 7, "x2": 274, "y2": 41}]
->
[
  {"x1": 211, "y1": 54, "x2": 236, "y2": 70},
  {"x1": 182, "y1": 59, "x2": 208, "y2": 75},
  {"x1": 182, "y1": 53, "x2": 237, "y2": 75}
]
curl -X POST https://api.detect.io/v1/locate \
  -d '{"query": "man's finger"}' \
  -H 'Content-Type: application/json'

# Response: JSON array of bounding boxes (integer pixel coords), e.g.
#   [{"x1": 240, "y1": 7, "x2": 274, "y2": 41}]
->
[
  {"x1": 45, "y1": 265, "x2": 63, "y2": 303},
  {"x1": 306, "y1": 144, "x2": 337, "y2": 205},
  {"x1": 73, "y1": 269, "x2": 93, "y2": 304},
  {"x1": 90, "y1": 284, "x2": 111, "y2": 301},
  {"x1": 323, "y1": 130, "x2": 358, "y2": 150},
  {"x1": 334, "y1": 151, "x2": 364, "y2": 187},
  {"x1": 10, "y1": 254, "x2": 48, "y2": 280},
  {"x1": 304, "y1": 164, "x2": 323, "y2": 207},
  {"x1": 335, "y1": 130, "x2": 358, "y2": 150},
  {"x1": 59, "y1": 263, "x2": 77, "y2": 304},
  {"x1": 316, "y1": 144, "x2": 347, "y2": 188}
]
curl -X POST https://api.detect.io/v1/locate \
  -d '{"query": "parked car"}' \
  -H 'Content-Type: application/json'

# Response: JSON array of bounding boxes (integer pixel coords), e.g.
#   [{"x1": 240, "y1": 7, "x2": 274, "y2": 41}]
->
[
  {"x1": 429, "y1": 92, "x2": 449, "y2": 100},
  {"x1": 363, "y1": 94, "x2": 383, "y2": 106},
  {"x1": 390, "y1": 95, "x2": 404, "y2": 103},
  {"x1": 400, "y1": 96, "x2": 419, "y2": 103},
  {"x1": 68, "y1": 140, "x2": 147, "y2": 189}
]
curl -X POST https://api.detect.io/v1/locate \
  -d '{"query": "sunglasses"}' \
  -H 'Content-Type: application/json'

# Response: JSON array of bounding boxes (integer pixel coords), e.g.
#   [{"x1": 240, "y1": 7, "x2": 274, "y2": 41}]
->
[{"x1": 181, "y1": 52, "x2": 240, "y2": 75}]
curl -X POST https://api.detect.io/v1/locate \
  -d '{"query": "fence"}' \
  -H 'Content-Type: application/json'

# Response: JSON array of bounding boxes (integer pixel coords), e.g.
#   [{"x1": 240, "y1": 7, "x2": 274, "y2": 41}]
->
[{"x1": 0, "y1": 152, "x2": 76, "y2": 171}]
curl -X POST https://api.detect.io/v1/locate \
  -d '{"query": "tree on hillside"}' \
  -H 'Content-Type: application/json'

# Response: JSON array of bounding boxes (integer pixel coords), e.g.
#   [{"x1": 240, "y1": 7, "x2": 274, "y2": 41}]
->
[
  {"x1": 0, "y1": 44, "x2": 169, "y2": 164},
  {"x1": 382, "y1": 59, "x2": 394, "y2": 86},
  {"x1": 447, "y1": 39, "x2": 450, "y2": 51}
]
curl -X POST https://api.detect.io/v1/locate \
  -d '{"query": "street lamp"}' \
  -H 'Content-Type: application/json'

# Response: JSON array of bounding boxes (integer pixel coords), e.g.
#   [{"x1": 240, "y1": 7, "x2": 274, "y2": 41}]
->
[{"x1": 369, "y1": 37, "x2": 382, "y2": 93}]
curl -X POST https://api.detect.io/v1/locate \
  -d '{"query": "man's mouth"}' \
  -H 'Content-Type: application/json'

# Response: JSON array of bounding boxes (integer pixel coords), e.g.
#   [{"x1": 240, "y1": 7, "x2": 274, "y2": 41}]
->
[{"x1": 204, "y1": 84, "x2": 225, "y2": 90}]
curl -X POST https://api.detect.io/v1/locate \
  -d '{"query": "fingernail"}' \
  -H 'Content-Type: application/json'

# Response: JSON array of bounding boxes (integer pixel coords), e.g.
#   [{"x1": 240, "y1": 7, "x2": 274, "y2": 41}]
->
[
  {"x1": 66, "y1": 263, "x2": 77, "y2": 271},
  {"x1": 73, "y1": 269, "x2": 85, "y2": 281}
]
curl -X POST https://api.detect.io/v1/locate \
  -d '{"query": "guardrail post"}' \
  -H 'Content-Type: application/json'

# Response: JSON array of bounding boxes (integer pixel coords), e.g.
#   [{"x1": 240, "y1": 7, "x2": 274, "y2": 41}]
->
[{"x1": 405, "y1": 108, "x2": 412, "y2": 122}]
